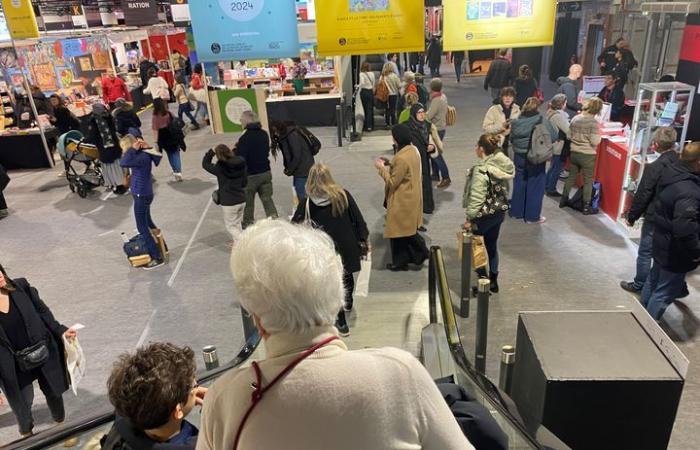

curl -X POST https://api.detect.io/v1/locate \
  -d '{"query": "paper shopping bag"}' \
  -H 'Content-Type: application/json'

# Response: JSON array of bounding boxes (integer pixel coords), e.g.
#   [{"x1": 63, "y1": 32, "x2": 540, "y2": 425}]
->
[
  {"x1": 471, "y1": 235, "x2": 489, "y2": 270},
  {"x1": 63, "y1": 335, "x2": 86, "y2": 395},
  {"x1": 355, "y1": 252, "x2": 372, "y2": 297}
]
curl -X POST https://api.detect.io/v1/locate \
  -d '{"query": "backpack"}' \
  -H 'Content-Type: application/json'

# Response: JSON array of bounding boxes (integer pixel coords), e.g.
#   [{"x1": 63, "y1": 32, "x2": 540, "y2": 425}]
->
[
  {"x1": 167, "y1": 113, "x2": 187, "y2": 150},
  {"x1": 417, "y1": 83, "x2": 429, "y2": 105},
  {"x1": 295, "y1": 126, "x2": 321, "y2": 155},
  {"x1": 446, "y1": 105, "x2": 457, "y2": 126},
  {"x1": 569, "y1": 181, "x2": 601, "y2": 212},
  {"x1": 100, "y1": 427, "x2": 135, "y2": 450},
  {"x1": 375, "y1": 77, "x2": 389, "y2": 103},
  {"x1": 526, "y1": 118, "x2": 555, "y2": 165}
]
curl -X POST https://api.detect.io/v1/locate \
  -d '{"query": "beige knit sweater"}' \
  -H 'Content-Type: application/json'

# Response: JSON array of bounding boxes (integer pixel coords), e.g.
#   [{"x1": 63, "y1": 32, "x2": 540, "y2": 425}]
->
[
  {"x1": 197, "y1": 326, "x2": 474, "y2": 450},
  {"x1": 569, "y1": 113, "x2": 601, "y2": 155}
]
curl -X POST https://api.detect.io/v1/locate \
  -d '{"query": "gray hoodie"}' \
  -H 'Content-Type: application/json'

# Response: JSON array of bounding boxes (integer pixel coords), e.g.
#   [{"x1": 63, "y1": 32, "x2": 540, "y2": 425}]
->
[
  {"x1": 556, "y1": 76, "x2": 582, "y2": 117},
  {"x1": 463, "y1": 151, "x2": 515, "y2": 220}
]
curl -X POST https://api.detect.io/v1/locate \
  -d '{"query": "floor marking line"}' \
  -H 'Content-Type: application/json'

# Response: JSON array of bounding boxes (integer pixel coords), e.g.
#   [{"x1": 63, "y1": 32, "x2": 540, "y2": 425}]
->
[
  {"x1": 167, "y1": 198, "x2": 213, "y2": 288},
  {"x1": 81, "y1": 205, "x2": 104, "y2": 216},
  {"x1": 101, "y1": 191, "x2": 115, "y2": 201},
  {"x1": 135, "y1": 309, "x2": 158, "y2": 349},
  {"x1": 98, "y1": 229, "x2": 115, "y2": 237}
]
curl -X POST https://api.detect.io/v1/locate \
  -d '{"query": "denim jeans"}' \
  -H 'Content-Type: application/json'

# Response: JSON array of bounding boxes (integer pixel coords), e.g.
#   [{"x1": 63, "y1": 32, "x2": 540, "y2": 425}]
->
[
  {"x1": 472, "y1": 212, "x2": 505, "y2": 275},
  {"x1": 195, "y1": 101, "x2": 208, "y2": 120},
  {"x1": 510, "y1": 153, "x2": 546, "y2": 222},
  {"x1": 386, "y1": 94, "x2": 398, "y2": 126},
  {"x1": 293, "y1": 176, "x2": 307, "y2": 203},
  {"x1": 632, "y1": 220, "x2": 654, "y2": 290},
  {"x1": 641, "y1": 263, "x2": 686, "y2": 320},
  {"x1": 545, "y1": 156, "x2": 564, "y2": 193},
  {"x1": 430, "y1": 130, "x2": 450, "y2": 180},
  {"x1": 177, "y1": 102, "x2": 197, "y2": 125},
  {"x1": 133, "y1": 194, "x2": 161, "y2": 260},
  {"x1": 165, "y1": 149, "x2": 182, "y2": 173}
]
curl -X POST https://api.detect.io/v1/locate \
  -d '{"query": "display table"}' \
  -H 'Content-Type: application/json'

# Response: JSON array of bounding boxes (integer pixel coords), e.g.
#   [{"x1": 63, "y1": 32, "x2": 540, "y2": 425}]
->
[
  {"x1": 266, "y1": 93, "x2": 342, "y2": 127},
  {"x1": 0, "y1": 128, "x2": 58, "y2": 170}
]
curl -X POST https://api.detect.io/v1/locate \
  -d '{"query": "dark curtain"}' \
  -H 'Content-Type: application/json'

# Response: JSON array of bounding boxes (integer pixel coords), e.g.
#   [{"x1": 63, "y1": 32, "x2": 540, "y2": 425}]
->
[
  {"x1": 512, "y1": 47, "x2": 544, "y2": 83},
  {"x1": 549, "y1": 16, "x2": 580, "y2": 82}
]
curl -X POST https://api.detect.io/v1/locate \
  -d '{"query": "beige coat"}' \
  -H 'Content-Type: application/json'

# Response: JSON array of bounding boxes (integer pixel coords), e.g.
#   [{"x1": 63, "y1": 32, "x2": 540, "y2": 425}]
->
[
  {"x1": 482, "y1": 103, "x2": 521, "y2": 134},
  {"x1": 379, "y1": 145, "x2": 423, "y2": 239},
  {"x1": 196, "y1": 326, "x2": 474, "y2": 450}
]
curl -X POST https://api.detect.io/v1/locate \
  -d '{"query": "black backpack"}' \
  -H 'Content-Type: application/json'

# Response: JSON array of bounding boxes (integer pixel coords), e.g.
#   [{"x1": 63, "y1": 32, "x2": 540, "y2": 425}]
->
[
  {"x1": 100, "y1": 427, "x2": 134, "y2": 450},
  {"x1": 168, "y1": 114, "x2": 187, "y2": 151},
  {"x1": 295, "y1": 126, "x2": 321, "y2": 155}
]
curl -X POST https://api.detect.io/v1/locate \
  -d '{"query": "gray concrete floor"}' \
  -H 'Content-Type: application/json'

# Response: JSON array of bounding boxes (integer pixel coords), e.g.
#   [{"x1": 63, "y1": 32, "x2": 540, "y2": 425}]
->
[{"x1": 0, "y1": 63, "x2": 698, "y2": 447}]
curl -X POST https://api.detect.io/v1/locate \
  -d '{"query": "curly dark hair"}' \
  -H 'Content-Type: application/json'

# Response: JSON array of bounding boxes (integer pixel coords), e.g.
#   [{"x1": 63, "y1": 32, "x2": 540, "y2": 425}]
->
[{"x1": 107, "y1": 342, "x2": 196, "y2": 430}]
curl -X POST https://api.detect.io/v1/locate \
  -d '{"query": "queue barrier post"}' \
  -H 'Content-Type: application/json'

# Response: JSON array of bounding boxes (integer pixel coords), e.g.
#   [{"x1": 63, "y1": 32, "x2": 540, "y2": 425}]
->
[
  {"x1": 474, "y1": 278, "x2": 491, "y2": 374},
  {"x1": 498, "y1": 345, "x2": 516, "y2": 394},
  {"x1": 459, "y1": 230, "x2": 472, "y2": 318}
]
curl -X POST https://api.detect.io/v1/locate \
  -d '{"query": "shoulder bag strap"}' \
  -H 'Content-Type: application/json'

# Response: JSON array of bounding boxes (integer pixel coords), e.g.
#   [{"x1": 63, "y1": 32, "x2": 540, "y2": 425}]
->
[{"x1": 233, "y1": 336, "x2": 338, "y2": 449}]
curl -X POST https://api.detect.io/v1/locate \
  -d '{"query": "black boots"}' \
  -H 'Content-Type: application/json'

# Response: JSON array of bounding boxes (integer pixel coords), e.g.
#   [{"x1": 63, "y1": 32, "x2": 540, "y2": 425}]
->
[{"x1": 489, "y1": 272, "x2": 499, "y2": 294}]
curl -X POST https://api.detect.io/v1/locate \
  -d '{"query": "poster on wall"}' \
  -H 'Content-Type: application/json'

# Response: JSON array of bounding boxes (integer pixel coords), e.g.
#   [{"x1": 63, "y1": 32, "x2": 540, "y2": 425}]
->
[
  {"x1": 170, "y1": 0, "x2": 191, "y2": 26},
  {"x1": 314, "y1": 0, "x2": 424, "y2": 56},
  {"x1": 121, "y1": 0, "x2": 159, "y2": 27},
  {"x1": 443, "y1": 0, "x2": 556, "y2": 51},
  {"x1": 92, "y1": 51, "x2": 112, "y2": 70},
  {"x1": 32, "y1": 63, "x2": 58, "y2": 91},
  {"x1": 189, "y1": 0, "x2": 300, "y2": 62},
  {"x1": 217, "y1": 89, "x2": 258, "y2": 133},
  {"x1": 1, "y1": 0, "x2": 39, "y2": 39}
]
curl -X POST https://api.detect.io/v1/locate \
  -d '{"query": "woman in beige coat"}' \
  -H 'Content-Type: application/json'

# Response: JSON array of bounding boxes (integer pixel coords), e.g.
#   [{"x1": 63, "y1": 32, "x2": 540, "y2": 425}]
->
[{"x1": 374, "y1": 124, "x2": 429, "y2": 271}]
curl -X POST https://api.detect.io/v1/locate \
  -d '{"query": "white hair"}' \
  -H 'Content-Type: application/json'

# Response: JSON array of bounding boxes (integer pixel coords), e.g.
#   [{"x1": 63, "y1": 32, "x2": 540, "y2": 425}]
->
[{"x1": 230, "y1": 219, "x2": 344, "y2": 334}]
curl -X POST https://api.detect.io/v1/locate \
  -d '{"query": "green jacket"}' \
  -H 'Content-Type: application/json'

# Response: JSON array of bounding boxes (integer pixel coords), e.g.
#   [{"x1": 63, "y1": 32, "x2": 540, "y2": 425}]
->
[
  {"x1": 463, "y1": 151, "x2": 515, "y2": 219},
  {"x1": 398, "y1": 108, "x2": 411, "y2": 124}
]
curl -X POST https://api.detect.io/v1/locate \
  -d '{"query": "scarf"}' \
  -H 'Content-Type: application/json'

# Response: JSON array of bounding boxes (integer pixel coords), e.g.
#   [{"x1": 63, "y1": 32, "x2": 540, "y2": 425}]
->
[
  {"x1": 92, "y1": 104, "x2": 116, "y2": 149},
  {"x1": 409, "y1": 103, "x2": 430, "y2": 147}
]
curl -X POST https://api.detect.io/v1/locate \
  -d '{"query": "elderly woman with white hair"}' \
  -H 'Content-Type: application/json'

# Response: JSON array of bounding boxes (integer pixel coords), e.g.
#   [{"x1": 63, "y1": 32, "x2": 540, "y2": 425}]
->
[
  {"x1": 197, "y1": 220, "x2": 474, "y2": 450},
  {"x1": 544, "y1": 93, "x2": 571, "y2": 196}
]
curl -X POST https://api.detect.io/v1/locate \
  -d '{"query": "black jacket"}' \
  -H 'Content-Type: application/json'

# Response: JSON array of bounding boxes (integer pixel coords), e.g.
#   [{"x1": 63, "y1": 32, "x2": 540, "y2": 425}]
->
[
  {"x1": 597, "y1": 44, "x2": 619, "y2": 74},
  {"x1": 652, "y1": 160, "x2": 700, "y2": 273},
  {"x1": 202, "y1": 149, "x2": 247, "y2": 206},
  {"x1": 53, "y1": 106, "x2": 81, "y2": 135},
  {"x1": 484, "y1": 57, "x2": 512, "y2": 90},
  {"x1": 292, "y1": 190, "x2": 369, "y2": 273},
  {"x1": 0, "y1": 279, "x2": 68, "y2": 423},
  {"x1": 140, "y1": 60, "x2": 159, "y2": 87},
  {"x1": 627, "y1": 150, "x2": 679, "y2": 225},
  {"x1": 115, "y1": 110, "x2": 142, "y2": 137},
  {"x1": 86, "y1": 114, "x2": 122, "y2": 163},
  {"x1": 235, "y1": 122, "x2": 271, "y2": 175},
  {"x1": 101, "y1": 416, "x2": 197, "y2": 450},
  {"x1": 598, "y1": 85, "x2": 625, "y2": 121},
  {"x1": 279, "y1": 128, "x2": 314, "y2": 178},
  {"x1": 514, "y1": 78, "x2": 537, "y2": 107}
]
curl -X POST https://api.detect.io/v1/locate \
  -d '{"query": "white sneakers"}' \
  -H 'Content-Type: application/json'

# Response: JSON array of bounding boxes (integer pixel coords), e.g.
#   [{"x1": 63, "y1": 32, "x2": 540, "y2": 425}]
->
[{"x1": 173, "y1": 173, "x2": 183, "y2": 182}]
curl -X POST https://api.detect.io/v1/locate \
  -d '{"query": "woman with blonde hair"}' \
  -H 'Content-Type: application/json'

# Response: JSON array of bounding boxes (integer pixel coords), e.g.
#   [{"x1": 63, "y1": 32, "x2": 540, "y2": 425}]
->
[
  {"x1": 561, "y1": 97, "x2": 603, "y2": 214},
  {"x1": 292, "y1": 164, "x2": 369, "y2": 336},
  {"x1": 381, "y1": 62, "x2": 401, "y2": 127}
]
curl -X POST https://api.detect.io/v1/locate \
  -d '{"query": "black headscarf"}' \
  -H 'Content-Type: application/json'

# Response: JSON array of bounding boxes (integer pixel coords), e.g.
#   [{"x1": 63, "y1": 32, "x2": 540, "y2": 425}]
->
[
  {"x1": 391, "y1": 124, "x2": 412, "y2": 148},
  {"x1": 408, "y1": 103, "x2": 430, "y2": 148}
]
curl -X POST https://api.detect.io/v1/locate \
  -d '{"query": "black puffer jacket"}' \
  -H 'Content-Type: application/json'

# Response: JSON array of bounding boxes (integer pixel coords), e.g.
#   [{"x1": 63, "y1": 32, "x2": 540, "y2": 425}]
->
[
  {"x1": 652, "y1": 160, "x2": 700, "y2": 273},
  {"x1": 235, "y1": 122, "x2": 271, "y2": 175},
  {"x1": 278, "y1": 128, "x2": 314, "y2": 178},
  {"x1": 202, "y1": 149, "x2": 247, "y2": 206},
  {"x1": 626, "y1": 150, "x2": 679, "y2": 225}
]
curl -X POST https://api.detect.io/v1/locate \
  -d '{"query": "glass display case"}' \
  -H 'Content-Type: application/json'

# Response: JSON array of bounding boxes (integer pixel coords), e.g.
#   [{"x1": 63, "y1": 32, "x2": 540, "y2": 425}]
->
[{"x1": 618, "y1": 81, "x2": 695, "y2": 224}]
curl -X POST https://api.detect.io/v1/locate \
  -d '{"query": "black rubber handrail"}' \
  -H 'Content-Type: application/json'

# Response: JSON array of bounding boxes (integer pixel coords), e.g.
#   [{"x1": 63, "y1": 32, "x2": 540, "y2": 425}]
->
[
  {"x1": 6, "y1": 329, "x2": 261, "y2": 450},
  {"x1": 429, "y1": 246, "x2": 570, "y2": 450}
]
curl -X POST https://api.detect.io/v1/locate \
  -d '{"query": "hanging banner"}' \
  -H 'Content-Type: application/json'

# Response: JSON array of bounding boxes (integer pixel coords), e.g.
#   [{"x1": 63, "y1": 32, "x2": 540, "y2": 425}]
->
[
  {"x1": 1, "y1": 0, "x2": 39, "y2": 39},
  {"x1": 314, "y1": 0, "x2": 424, "y2": 56},
  {"x1": 443, "y1": 0, "x2": 556, "y2": 51},
  {"x1": 121, "y1": 0, "x2": 159, "y2": 27},
  {"x1": 189, "y1": 0, "x2": 299, "y2": 62}
]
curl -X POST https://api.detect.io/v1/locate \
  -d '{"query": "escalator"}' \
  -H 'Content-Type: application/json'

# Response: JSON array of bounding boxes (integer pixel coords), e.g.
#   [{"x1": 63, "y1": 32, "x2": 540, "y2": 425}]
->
[{"x1": 424, "y1": 246, "x2": 570, "y2": 450}]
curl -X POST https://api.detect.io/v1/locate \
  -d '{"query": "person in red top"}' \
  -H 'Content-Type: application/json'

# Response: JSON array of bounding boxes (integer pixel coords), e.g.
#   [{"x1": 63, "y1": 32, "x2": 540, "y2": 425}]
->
[{"x1": 102, "y1": 69, "x2": 131, "y2": 109}]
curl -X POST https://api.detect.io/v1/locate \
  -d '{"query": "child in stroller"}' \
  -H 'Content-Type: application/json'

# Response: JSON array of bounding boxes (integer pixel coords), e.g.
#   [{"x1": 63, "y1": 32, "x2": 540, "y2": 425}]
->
[{"x1": 57, "y1": 130, "x2": 104, "y2": 198}]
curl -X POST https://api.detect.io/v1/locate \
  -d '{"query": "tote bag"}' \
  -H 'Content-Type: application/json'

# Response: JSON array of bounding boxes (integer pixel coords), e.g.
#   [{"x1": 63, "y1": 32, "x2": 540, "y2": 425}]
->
[{"x1": 355, "y1": 252, "x2": 372, "y2": 297}]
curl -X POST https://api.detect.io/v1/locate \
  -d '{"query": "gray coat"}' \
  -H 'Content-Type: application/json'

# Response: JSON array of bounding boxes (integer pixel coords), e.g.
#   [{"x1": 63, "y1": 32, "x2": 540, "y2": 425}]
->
[{"x1": 510, "y1": 113, "x2": 542, "y2": 154}]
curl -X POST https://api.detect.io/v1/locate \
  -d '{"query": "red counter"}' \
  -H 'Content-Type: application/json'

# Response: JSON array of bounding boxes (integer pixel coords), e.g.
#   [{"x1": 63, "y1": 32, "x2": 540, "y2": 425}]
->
[{"x1": 593, "y1": 138, "x2": 629, "y2": 221}]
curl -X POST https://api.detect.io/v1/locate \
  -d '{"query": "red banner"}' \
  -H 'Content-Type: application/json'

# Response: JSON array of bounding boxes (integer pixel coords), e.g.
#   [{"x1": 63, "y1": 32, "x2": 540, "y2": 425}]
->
[{"x1": 679, "y1": 25, "x2": 700, "y2": 63}]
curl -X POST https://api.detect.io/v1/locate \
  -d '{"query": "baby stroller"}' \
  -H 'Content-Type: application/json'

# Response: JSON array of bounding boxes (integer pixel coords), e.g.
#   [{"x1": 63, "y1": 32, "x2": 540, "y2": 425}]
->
[{"x1": 58, "y1": 130, "x2": 104, "y2": 198}]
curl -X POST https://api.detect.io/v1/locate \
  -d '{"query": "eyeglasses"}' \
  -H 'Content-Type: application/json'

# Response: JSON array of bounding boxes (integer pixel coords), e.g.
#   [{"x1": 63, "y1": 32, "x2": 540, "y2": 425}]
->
[{"x1": 189, "y1": 381, "x2": 200, "y2": 395}]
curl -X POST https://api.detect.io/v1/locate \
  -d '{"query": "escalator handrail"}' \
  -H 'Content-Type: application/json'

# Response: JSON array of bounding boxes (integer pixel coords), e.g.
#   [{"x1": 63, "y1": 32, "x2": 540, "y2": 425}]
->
[
  {"x1": 429, "y1": 246, "x2": 556, "y2": 450},
  {"x1": 8, "y1": 329, "x2": 261, "y2": 450}
]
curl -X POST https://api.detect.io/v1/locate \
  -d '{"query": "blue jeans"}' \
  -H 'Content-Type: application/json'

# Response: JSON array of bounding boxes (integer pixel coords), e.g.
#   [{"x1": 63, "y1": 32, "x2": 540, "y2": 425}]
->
[
  {"x1": 195, "y1": 101, "x2": 208, "y2": 120},
  {"x1": 165, "y1": 149, "x2": 182, "y2": 173},
  {"x1": 632, "y1": 221, "x2": 654, "y2": 290},
  {"x1": 178, "y1": 103, "x2": 198, "y2": 125},
  {"x1": 510, "y1": 153, "x2": 546, "y2": 222},
  {"x1": 430, "y1": 130, "x2": 450, "y2": 180},
  {"x1": 545, "y1": 156, "x2": 564, "y2": 193},
  {"x1": 641, "y1": 263, "x2": 686, "y2": 320},
  {"x1": 293, "y1": 176, "x2": 307, "y2": 203},
  {"x1": 133, "y1": 194, "x2": 161, "y2": 260},
  {"x1": 472, "y1": 212, "x2": 505, "y2": 275}
]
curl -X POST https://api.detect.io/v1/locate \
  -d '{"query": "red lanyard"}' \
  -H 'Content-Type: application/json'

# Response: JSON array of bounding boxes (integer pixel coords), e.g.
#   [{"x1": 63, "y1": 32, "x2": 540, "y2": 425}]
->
[{"x1": 233, "y1": 335, "x2": 339, "y2": 449}]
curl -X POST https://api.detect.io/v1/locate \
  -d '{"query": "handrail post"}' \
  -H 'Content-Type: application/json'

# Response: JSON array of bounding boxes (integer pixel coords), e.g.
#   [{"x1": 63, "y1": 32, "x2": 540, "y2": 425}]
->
[
  {"x1": 241, "y1": 306, "x2": 256, "y2": 343},
  {"x1": 202, "y1": 345, "x2": 219, "y2": 370},
  {"x1": 459, "y1": 230, "x2": 472, "y2": 318},
  {"x1": 474, "y1": 278, "x2": 490, "y2": 373},
  {"x1": 499, "y1": 345, "x2": 516, "y2": 394},
  {"x1": 336, "y1": 105, "x2": 343, "y2": 147},
  {"x1": 428, "y1": 247, "x2": 437, "y2": 324}
]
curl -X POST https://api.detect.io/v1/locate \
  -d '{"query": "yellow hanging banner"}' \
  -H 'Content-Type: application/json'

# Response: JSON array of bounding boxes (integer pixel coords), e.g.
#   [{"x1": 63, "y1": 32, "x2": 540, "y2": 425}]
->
[
  {"x1": 1, "y1": 0, "x2": 39, "y2": 40},
  {"x1": 315, "y1": 0, "x2": 424, "y2": 56},
  {"x1": 443, "y1": 0, "x2": 556, "y2": 51}
]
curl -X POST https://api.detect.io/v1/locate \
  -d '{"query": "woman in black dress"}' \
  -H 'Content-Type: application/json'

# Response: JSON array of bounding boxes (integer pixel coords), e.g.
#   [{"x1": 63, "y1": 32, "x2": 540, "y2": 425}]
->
[
  {"x1": 407, "y1": 104, "x2": 435, "y2": 215},
  {"x1": 0, "y1": 264, "x2": 77, "y2": 437},
  {"x1": 292, "y1": 164, "x2": 369, "y2": 337}
]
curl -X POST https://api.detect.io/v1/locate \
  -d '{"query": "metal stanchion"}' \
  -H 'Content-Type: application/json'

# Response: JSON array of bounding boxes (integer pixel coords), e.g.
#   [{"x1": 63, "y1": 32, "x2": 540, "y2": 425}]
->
[
  {"x1": 498, "y1": 345, "x2": 516, "y2": 394},
  {"x1": 335, "y1": 105, "x2": 343, "y2": 147},
  {"x1": 202, "y1": 345, "x2": 219, "y2": 370},
  {"x1": 340, "y1": 96, "x2": 347, "y2": 138},
  {"x1": 241, "y1": 306, "x2": 256, "y2": 343},
  {"x1": 428, "y1": 248, "x2": 437, "y2": 324},
  {"x1": 474, "y1": 278, "x2": 491, "y2": 374},
  {"x1": 459, "y1": 230, "x2": 472, "y2": 318}
]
